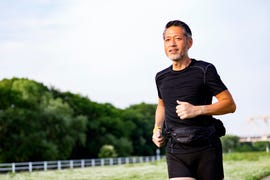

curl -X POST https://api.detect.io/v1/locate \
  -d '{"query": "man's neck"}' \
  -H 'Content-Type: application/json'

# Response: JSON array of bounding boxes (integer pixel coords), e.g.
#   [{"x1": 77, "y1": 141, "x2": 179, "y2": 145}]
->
[{"x1": 172, "y1": 57, "x2": 191, "y2": 71}]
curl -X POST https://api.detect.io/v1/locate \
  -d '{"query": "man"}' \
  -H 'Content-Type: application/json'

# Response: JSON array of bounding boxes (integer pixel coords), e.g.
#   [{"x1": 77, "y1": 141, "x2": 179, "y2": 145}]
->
[{"x1": 152, "y1": 20, "x2": 236, "y2": 180}]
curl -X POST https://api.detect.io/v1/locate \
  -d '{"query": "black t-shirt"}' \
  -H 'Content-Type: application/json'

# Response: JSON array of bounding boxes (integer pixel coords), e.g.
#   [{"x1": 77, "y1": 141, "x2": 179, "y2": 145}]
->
[{"x1": 155, "y1": 59, "x2": 227, "y2": 152}]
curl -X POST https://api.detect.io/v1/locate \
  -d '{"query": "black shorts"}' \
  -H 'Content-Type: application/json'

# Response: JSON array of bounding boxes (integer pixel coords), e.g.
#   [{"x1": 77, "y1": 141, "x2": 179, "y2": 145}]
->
[{"x1": 166, "y1": 139, "x2": 224, "y2": 180}]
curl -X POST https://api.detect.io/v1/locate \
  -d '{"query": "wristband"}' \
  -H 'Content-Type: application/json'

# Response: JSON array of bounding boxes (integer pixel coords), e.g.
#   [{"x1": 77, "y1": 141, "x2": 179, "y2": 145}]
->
[{"x1": 153, "y1": 126, "x2": 162, "y2": 134}]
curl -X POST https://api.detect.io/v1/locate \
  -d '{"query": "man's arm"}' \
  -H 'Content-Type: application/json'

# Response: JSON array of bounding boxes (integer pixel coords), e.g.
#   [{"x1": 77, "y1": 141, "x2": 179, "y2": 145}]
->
[
  {"x1": 176, "y1": 90, "x2": 236, "y2": 119},
  {"x1": 202, "y1": 89, "x2": 236, "y2": 115},
  {"x1": 152, "y1": 98, "x2": 165, "y2": 147}
]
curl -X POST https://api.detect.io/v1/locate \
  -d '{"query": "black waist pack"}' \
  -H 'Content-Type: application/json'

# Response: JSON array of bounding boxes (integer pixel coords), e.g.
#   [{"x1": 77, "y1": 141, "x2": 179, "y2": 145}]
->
[
  {"x1": 168, "y1": 125, "x2": 215, "y2": 144},
  {"x1": 213, "y1": 118, "x2": 226, "y2": 137}
]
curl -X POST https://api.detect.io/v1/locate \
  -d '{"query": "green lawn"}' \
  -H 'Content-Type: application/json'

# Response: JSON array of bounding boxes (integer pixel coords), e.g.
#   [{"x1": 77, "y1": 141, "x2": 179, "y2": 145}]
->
[{"x1": 1, "y1": 152, "x2": 270, "y2": 180}]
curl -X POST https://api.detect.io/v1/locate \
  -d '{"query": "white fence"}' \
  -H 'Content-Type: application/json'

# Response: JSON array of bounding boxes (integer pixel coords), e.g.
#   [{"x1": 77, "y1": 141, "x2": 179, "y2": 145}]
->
[{"x1": 0, "y1": 155, "x2": 163, "y2": 173}]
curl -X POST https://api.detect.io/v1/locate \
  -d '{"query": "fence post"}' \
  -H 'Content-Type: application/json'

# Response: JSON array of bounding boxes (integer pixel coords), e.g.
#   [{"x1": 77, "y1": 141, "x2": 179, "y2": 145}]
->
[
  {"x1": 156, "y1": 149, "x2": 160, "y2": 160},
  {"x1": 57, "y1": 161, "x2": 61, "y2": 170},
  {"x1": 91, "y1": 159, "x2": 95, "y2": 167},
  {"x1": 12, "y1": 163, "x2": 15, "y2": 173},
  {"x1": 126, "y1": 157, "x2": 130, "y2": 164},
  {"x1": 81, "y1": 160, "x2": 85, "y2": 168},
  {"x1": 29, "y1": 162, "x2": 32, "y2": 172},
  {"x1": 110, "y1": 158, "x2": 113, "y2": 165},
  {"x1": 117, "y1": 158, "x2": 121, "y2": 165},
  {"x1": 44, "y1": 161, "x2": 47, "y2": 171},
  {"x1": 70, "y1": 160, "x2": 73, "y2": 169},
  {"x1": 139, "y1": 156, "x2": 143, "y2": 163},
  {"x1": 101, "y1": 159, "x2": 104, "y2": 166}
]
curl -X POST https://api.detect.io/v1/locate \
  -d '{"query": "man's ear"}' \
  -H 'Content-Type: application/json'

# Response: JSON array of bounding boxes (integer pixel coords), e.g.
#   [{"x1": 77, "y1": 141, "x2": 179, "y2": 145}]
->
[{"x1": 188, "y1": 37, "x2": 193, "y2": 49}]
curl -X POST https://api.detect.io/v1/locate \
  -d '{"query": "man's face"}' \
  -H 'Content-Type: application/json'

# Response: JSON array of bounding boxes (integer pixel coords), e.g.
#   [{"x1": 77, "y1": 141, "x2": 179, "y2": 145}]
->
[{"x1": 163, "y1": 26, "x2": 192, "y2": 62}]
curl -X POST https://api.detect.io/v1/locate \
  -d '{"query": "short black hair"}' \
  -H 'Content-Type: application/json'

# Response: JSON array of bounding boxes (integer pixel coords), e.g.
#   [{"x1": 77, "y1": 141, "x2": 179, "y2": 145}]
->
[{"x1": 163, "y1": 20, "x2": 192, "y2": 38}]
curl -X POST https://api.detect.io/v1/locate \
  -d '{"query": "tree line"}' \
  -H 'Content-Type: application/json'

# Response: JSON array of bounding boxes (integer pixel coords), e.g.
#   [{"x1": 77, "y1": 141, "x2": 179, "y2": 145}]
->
[
  {"x1": 1, "y1": 78, "x2": 268, "y2": 163},
  {"x1": 0, "y1": 78, "x2": 158, "y2": 162},
  {"x1": 221, "y1": 135, "x2": 269, "y2": 153}
]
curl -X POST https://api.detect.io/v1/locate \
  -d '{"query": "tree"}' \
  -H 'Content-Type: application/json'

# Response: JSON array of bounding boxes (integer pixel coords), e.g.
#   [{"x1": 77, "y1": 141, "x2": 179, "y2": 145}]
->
[
  {"x1": 0, "y1": 78, "x2": 87, "y2": 162},
  {"x1": 221, "y1": 135, "x2": 240, "y2": 153},
  {"x1": 253, "y1": 141, "x2": 270, "y2": 152},
  {"x1": 122, "y1": 103, "x2": 158, "y2": 156},
  {"x1": 0, "y1": 77, "x2": 161, "y2": 161}
]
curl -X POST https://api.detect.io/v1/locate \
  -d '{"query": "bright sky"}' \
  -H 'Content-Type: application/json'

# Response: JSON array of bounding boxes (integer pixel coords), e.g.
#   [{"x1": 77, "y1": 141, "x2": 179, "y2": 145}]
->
[{"x1": 1, "y1": 0, "x2": 270, "y2": 136}]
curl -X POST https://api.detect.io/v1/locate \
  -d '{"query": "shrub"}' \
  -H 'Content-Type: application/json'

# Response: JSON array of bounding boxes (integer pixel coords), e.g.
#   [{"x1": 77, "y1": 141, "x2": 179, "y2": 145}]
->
[{"x1": 98, "y1": 145, "x2": 117, "y2": 158}]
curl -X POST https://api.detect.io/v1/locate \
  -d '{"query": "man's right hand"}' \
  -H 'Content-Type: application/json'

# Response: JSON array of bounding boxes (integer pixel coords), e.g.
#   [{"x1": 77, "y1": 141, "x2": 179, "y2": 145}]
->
[{"x1": 152, "y1": 129, "x2": 164, "y2": 148}]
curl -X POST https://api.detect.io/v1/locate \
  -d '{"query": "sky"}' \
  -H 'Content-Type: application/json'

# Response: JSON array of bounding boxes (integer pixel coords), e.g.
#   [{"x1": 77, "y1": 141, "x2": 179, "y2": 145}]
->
[{"x1": 0, "y1": 0, "x2": 269, "y2": 136}]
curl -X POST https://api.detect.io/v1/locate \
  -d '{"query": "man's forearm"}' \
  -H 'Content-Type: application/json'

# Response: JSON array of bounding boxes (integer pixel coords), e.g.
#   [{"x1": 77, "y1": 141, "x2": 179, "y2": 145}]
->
[
  {"x1": 176, "y1": 90, "x2": 236, "y2": 119},
  {"x1": 153, "y1": 99, "x2": 165, "y2": 132},
  {"x1": 152, "y1": 99, "x2": 165, "y2": 147},
  {"x1": 200, "y1": 90, "x2": 236, "y2": 116}
]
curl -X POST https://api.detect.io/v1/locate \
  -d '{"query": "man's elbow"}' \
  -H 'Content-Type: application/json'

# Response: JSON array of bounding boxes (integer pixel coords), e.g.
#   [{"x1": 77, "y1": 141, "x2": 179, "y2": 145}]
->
[{"x1": 229, "y1": 101, "x2": 236, "y2": 113}]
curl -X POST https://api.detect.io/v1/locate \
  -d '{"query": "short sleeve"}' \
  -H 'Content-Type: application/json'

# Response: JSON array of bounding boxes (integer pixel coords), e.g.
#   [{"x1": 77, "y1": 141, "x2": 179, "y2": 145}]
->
[
  {"x1": 155, "y1": 74, "x2": 163, "y2": 99},
  {"x1": 205, "y1": 64, "x2": 227, "y2": 96}
]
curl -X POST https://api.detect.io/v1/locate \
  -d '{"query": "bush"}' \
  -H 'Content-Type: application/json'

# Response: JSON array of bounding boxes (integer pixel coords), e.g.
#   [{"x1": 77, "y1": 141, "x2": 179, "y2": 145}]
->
[{"x1": 98, "y1": 145, "x2": 117, "y2": 158}]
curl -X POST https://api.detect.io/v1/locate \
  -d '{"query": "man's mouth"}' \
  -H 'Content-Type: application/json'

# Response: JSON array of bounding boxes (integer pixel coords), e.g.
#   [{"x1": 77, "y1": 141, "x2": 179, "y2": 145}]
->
[{"x1": 169, "y1": 49, "x2": 178, "y2": 54}]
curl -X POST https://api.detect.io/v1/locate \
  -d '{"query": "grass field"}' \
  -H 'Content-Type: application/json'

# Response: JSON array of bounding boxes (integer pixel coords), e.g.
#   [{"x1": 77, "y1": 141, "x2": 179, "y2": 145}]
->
[{"x1": 1, "y1": 152, "x2": 270, "y2": 180}]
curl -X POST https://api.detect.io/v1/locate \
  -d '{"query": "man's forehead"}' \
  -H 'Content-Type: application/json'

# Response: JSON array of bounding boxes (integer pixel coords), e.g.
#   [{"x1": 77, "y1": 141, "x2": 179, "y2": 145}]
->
[{"x1": 164, "y1": 26, "x2": 185, "y2": 36}]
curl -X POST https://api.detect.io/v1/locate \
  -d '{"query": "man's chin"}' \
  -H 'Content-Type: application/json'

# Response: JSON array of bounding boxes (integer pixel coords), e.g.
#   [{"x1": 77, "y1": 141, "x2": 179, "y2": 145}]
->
[
  {"x1": 170, "y1": 57, "x2": 183, "y2": 62},
  {"x1": 168, "y1": 54, "x2": 185, "y2": 62}
]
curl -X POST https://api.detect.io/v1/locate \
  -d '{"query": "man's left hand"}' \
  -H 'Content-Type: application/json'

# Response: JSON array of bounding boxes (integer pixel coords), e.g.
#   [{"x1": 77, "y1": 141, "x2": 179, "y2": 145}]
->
[{"x1": 176, "y1": 100, "x2": 202, "y2": 119}]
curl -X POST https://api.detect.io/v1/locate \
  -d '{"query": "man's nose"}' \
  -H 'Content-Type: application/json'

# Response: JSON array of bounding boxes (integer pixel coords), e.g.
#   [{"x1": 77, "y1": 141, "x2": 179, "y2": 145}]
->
[{"x1": 169, "y1": 39, "x2": 176, "y2": 46}]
